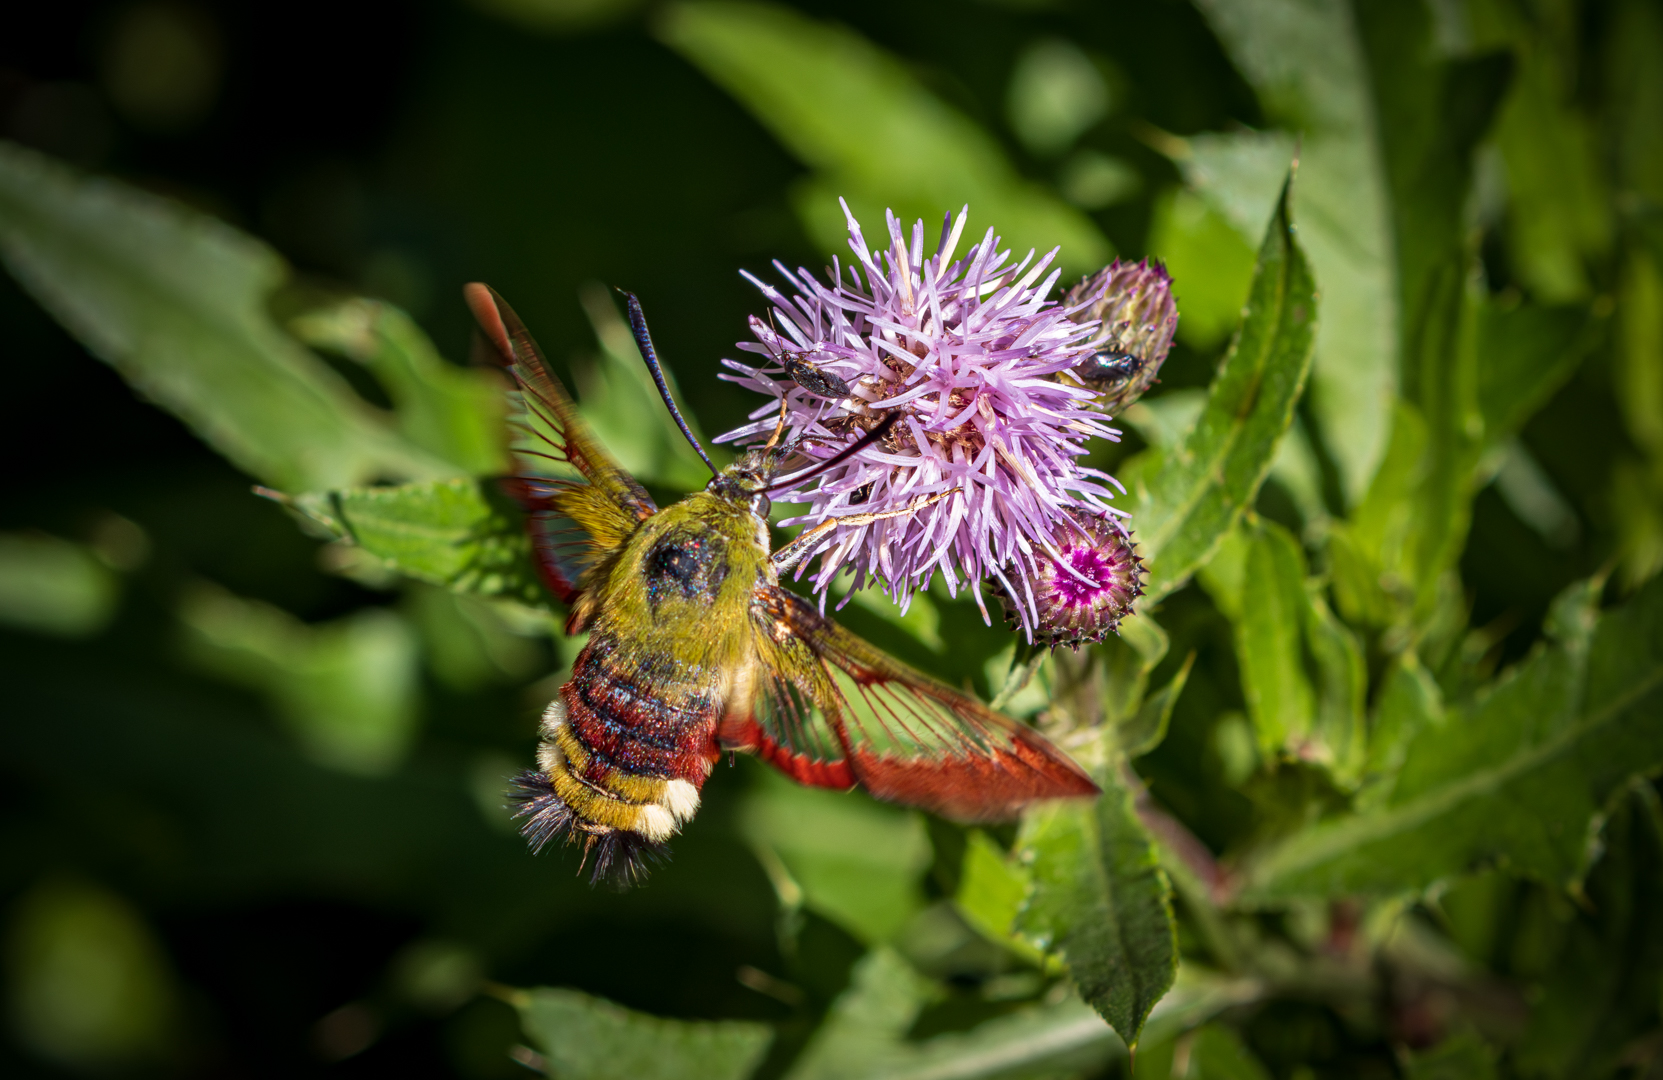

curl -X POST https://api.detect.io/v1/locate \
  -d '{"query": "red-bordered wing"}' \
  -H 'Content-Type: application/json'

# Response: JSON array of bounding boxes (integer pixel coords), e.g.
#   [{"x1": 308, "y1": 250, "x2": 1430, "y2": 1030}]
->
[
  {"x1": 466, "y1": 284, "x2": 656, "y2": 606},
  {"x1": 721, "y1": 584, "x2": 1100, "y2": 821}
]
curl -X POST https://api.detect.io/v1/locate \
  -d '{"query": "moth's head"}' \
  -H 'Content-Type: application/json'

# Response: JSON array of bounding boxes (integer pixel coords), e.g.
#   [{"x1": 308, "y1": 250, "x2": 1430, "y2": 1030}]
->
[{"x1": 706, "y1": 443, "x2": 797, "y2": 518}]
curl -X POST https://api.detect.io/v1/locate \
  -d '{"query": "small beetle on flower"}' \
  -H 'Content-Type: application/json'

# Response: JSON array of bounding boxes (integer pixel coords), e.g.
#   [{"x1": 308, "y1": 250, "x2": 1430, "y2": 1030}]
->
[{"x1": 718, "y1": 201, "x2": 1148, "y2": 644}]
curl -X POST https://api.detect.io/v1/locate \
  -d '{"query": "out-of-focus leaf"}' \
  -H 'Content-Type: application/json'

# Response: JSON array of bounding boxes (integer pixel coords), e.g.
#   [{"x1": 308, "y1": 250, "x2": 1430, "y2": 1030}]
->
[
  {"x1": 1184, "y1": 1024, "x2": 1274, "y2": 1080},
  {"x1": 1474, "y1": 298, "x2": 1600, "y2": 446},
  {"x1": 0, "y1": 532, "x2": 119, "y2": 638},
  {"x1": 783, "y1": 947, "x2": 933, "y2": 1080},
  {"x1": 1403, "y1": 1031, "x2": 1497, "y2": 1080},
  {"x1": 1189, "y1": 0, "x2": 1399, "y2": 505},
  {"x1": 512, "y1": 986, "x2": 771, "y2": 1080},
  {"x1": 470, "y1": 0, "x2": 647, "y2": 35},
  {"x1": 1125, "y1": 182, "x2": 1317, "y2": 603},
  {"x1": 740, "y1": 768, "x2": 929, "y2": 944},
  {"x1": 406, "y1": 585, "x2": 545, "y2": 691},
  {"x1": 1006, "y1": 38, "x2": 1108, "y2": 158},
  {"x1": 180, "y1": 584, "x2": 422, "y2": 775},
  {"x1": 953, "y1": 831, "x2": 1039, "y2": 963},
  {"x1": 290, "y1": 297, "x2": 507, "y2": 476},
  {"x1": 0, "y1": 141, "x2": 450, "y2": 491},
  {"x1": 1303, "y1": 583, "x2": 1366, "y2": 785},
  {"x1": 1179, "y1": 130, "x2": 1297, "y2": 248},
  {"x1": 4, "y1": 878, "x2": 177, "y2": 1070},
  {"x1": 1241, "y1": 575, "x2": 1663, "y2": 900},
  {"x1": 1513, "y1": 783, "x2": 1663, "y2": 1080},
  {"x1": 1094, "y1": 611, "x2": 1169, "y2": 730},
  {"x1": 1360, "y1": 651, "x2": 1444, "y2": 802},
  {"x1": 1471, "y1": 4, "x2": 1613, "y2": 303},
  {"x1": 657, "y1": 1, "x2": 1110, "y2": 275},
  {"x1": 1146, "y1": 188, "x2": 1257, "y2": 349},
  {"x1": 1119, "y1": 652, "x2": 1195, "y2": 760},
  {"x1": 283, "y1": 479, "x2": 546, "y2": 608},
  {"x1": 1016, "y1": 755, "x2": 1176, "y2": 1049}
]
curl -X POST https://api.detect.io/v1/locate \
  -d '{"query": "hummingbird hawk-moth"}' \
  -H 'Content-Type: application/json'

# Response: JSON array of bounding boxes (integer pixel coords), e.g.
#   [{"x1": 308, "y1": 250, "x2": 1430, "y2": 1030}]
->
[{"x1": 465, "y1": 283, "x2": 1098, "y2": 884}]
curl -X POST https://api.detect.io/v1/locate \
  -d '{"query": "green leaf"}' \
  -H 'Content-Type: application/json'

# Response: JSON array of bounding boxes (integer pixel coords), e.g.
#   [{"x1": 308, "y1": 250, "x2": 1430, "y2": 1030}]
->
[
  {"x1": 1233, "y1": 521, "x2": 1315, "y2": 758},
  {"x1": 4, "y1": 878, "x2": 178, "y2": 1069},
  {"x1": 1360, "y1": 651, "x2": 1444, "y2": 804},
  {"x1": 1188, "y1": 0, "x2": 1400, "y2": 504},
  {"x1": 1403, "y1": 1031, "x2": 1497, "y2": 1080},
  {"x1": 1241, "y1": 575, "x2": 1663, "y2": 900},
  {"x1": 1513, "y1": 783, "x2": 1663, "y2": 1080},
  {"x1": 1127, "y1": 181, "x2": 1317, "y2": 602},
  {"x1": 0, "y1": 532, "x2": 120, "y2": 639},
  {"x1": 1184, "y1": 1024, "x2": 1274, "y2": 1080},
  {"x1": 1145, "y1": 187, "x2": 1258, "y2": 350},
  {"x1": 1015, "y1": 757, "x2": 1177, "y2": 1048},
  {"x1": 1474, "y1": 298, "x2": 1601, "y2": 445},
  {"x1": 1119, "y1": 652, "x2": 1196, "y2": 760},
  {"x1": 179, "y1": 584, "x2": 422, "y2": 776},
  {"x1": 740, "y1": 767, "x2": 930, "y2": 944},
  {"x1": 513, "y1": 987, "x2": 771, "y2": 1080},
  {"x1": 0, "y1": 141, "x2": 450, "y2": 491},
  {"x1": 1200, "y1": 520, "x2": 1361, "y2": 779},
  {"x1": 953, "y1": 830, "x2": 1032, "y2": 951},
  {"x1": 283, "y1": 479, "x2": 546, "y2": 608},
  {"x1": 290, "y1": 297, "x2": 507, "y2": 476},
  {"x1": 782, "y1": 947, "x2": 933, "y2": 1080},
  {"x1": 657, "y1": 1, "x2": 1109, "y2": 275}
]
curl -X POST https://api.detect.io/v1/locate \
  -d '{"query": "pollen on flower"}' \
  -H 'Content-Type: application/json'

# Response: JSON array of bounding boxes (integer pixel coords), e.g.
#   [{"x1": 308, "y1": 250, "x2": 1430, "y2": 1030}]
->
[{"x1": 716, "y1": 199, "x2": 1134, "y2": 639}]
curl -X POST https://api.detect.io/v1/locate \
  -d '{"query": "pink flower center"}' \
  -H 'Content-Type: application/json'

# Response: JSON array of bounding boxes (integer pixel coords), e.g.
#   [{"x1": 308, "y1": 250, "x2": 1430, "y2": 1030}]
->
[{"x1": 1052, "y1": 544, "x2": 1117, "y2": 607}]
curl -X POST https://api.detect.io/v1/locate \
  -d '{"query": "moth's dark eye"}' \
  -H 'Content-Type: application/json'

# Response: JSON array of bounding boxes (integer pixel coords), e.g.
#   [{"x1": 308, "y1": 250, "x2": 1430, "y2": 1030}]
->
[{"x1": 750, "y1": 493, "x2": 771, "y2": 518}]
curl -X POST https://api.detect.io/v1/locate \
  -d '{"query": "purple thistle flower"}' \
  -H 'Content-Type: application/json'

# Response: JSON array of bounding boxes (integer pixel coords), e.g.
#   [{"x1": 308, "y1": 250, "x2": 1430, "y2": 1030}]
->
[
  {"x1": 716, "y1": 200, "x2": 1129, "y2": 638},
  {"x1": 1059, "y1": 259, "x2": 1178, "y2": 413}
]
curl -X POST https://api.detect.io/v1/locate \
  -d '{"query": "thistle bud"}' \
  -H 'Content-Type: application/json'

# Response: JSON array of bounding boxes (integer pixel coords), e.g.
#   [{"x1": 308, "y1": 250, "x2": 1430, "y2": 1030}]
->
[
  {"x1": 1061, "y1": 260, "x2": 1178, "y2": 413},
  {"x1": 998, "y1": 512, "x2": 1144, "y2": 648}
]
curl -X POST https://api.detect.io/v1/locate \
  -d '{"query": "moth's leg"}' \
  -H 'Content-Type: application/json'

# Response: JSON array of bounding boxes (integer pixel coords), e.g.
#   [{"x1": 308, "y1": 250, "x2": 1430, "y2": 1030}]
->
[{"x1": 771, "y1": 489, "x2": 955, "y2": 574}]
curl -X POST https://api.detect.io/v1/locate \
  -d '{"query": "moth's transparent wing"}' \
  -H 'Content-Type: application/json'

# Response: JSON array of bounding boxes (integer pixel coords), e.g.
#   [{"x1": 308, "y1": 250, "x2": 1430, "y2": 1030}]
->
[
  {"x1": 466, "y1": 283, "x2": 655, "y2": 603},
  {"x1": 722, "y1": 584, "x2": 1099, "y2": 821}
]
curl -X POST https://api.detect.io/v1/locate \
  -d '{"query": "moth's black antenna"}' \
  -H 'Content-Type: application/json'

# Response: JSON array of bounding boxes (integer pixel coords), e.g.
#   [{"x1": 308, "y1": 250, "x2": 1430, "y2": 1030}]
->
[
  {"x1": 618, "y1": 289, "x2": 719, "y2": 477},
  {"x1": 762, "y1": 412, "x2": 901, "y2": 494}
]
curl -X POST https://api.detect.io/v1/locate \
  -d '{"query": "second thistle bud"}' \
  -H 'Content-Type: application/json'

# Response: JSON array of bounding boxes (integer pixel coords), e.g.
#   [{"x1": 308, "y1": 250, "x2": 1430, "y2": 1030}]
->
[
  {"x1": 998, "y1": 512, "x2": 1144, "y2": 648},
  {"x1": 1061, "y1": 259, "x2": 1178, "y2": 414}
]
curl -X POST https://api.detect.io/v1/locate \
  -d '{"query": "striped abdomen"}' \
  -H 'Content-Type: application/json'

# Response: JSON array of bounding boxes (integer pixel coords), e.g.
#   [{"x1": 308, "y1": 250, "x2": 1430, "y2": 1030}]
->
[{"x1": 511, "y1": 631, "x2": 720, "y2": 881}]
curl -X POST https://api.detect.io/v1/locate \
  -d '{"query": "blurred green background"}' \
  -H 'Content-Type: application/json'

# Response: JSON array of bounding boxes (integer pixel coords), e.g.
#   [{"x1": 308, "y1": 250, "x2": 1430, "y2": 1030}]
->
[{"x1": 2, "y1": 0, "x2": 1661, "y2": 1077}]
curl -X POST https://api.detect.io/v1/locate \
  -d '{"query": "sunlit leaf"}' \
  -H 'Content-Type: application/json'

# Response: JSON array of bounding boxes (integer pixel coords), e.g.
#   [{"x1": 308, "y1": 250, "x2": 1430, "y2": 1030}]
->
[
  {"x1": 0, "y1": 141, "x2": 450, "y2": 491},
  {"x1": 1188, "y1": 0, "x2": 1399, "y2": 504},
  {"x1": 290, "y1": 297, "x2": 507, "y2": 476},
  {"x1": 283, "y1": 478, "x2": 546, "y2": 608},
  {"x1": 658, "y1": 1, "x2": 1110, "y2": 275},
  {"x1": 1126, "y1": 182, "x2": 1316, "y2": 603},
  {"x1": 512, "y1": 986, "x2": 771, "y2": 1080},
  {"x1": 1242, "y1": 575, "x2": 1663, "y2": 899},
  {"x1": 1146, "y1": 187, "x2": 1256, "y2": 349},
  {"x1": 1016, "y1": 755, "x2": 1176, "y2": 1048}
]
